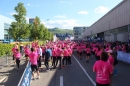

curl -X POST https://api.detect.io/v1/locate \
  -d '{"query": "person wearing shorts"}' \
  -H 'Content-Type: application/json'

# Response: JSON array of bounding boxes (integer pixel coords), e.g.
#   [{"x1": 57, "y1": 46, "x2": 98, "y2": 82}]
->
[
  {"x1": 86, "y1": 45, "x2": 91, "y2": 63},
  {"x1": 29, "y1": 48, "x2": 40, "y2": 80}
]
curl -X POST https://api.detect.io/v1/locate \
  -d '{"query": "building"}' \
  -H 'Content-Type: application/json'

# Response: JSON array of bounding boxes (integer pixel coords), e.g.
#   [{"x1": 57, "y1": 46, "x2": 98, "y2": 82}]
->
[
  {"x1": 73, "y1": 27, "x2": 88, "y2": 40},
  {"x1": 29, "y1": 18, "x2": 34, "y2": 24},
  {"x1": 82, "y1": 0, "x2": 130, "y2": 42},
  {"x1": 0, "y1": 15, "x2": 14, "y2": 42}
]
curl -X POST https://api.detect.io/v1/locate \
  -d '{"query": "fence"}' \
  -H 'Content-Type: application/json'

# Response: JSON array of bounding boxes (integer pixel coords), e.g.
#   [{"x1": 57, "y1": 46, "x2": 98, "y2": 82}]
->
[
  {"x1": 117, "y1": 51, "x2": 130, "y2": 64},
  {"x1": 0, "y1": 54, "x2": 12, "y2": 69},
  {"x1": 17, "y1": 61, "x2": 32, "y2": 86}
]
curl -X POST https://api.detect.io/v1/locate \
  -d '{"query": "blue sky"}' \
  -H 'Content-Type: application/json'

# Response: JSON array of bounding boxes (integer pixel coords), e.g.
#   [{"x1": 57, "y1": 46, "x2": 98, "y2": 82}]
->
[{"x1": 0, "y1": 0, "x2": 122, "y2": 29}]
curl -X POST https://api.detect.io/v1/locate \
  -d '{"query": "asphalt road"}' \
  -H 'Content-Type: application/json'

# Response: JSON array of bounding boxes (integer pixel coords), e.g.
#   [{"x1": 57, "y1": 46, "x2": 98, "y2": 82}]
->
[{"x1": 30, "y1": 53, "x2": 130, "y2": 86}]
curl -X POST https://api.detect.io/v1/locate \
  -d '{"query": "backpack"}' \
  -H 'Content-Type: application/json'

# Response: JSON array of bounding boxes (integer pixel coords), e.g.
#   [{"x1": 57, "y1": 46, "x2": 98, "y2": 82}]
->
[{"x1": 45, "y1": 50, "x2": 51, "y2": 58}]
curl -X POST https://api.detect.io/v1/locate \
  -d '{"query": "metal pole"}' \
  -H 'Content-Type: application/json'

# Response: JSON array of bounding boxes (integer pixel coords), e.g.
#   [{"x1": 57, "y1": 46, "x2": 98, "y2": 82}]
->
[{"x1": 6, "y1": 54, "x2": 8, "y2": 66}]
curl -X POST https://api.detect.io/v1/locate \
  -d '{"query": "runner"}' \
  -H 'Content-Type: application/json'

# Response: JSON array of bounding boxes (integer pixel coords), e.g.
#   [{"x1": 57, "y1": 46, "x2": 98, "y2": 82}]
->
[
  {"x1": 93, "y1": 52, "x2": 113, "y2": 86},
  {"x1": 29, "y1": 48, "x2": 40, "y2": 80},
  {"x1": 14, "y1": 49, "x2": 21, "y2": 71},
  {"x1": 85, "y1": 45, "x2": 91, "y2": 63}
]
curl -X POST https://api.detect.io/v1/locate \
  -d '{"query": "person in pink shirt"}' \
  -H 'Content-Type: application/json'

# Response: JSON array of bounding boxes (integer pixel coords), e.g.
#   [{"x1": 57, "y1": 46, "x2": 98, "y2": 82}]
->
[
  {"x1": 41, "y1": 45, "x2": 45, "y2": 61},
  {"x1": 52, "y1": 47, "x2": 57, "y2": 69},
  {"x1": 95, "y1": 47, "x2": 102, "y2": 60},
  {"x1": 86, "y1": 45, "x2": 91, "y2": 63},
  {"x1": 62, "y1": 47, "x2": 69, "y2": 68},
  {"x1": 56, "y1": 46, "x2": 63, "y2": 69},
  {"x1": 12, "y1": 45, "x2": 16, "y2": 60},
  {"x1": 29, "y1": 48, "x2": 40, "y2": 80},
  {"x1": 107, "y1": 50, "x2": 114, "y2": 67},
  {"x1": 122, "y1": 44, "x2": 126, "y2": 52},
  {"x1": 12, "y1": 45, "x2": 16, "y2": 66},
  {"x1": 24, "y1": 45, "x2": 30, "y2": 61},
  {"x1": 77, "y1": 44, "x2": 83, "y2": 60},
  {"x1": 93, "y1": 52, "x2": 113, "y2": 86},
  {"x1": 67, "y1": 46, "x2": 72, "y2": 66},
  {"x1": 14, "y1": 49, "x2": 21, "y2": 70}
]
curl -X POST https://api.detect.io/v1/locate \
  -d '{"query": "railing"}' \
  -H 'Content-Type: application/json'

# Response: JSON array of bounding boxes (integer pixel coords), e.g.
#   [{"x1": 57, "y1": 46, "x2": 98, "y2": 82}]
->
[{"x1": 0, "y1": 54, "x2": 12, "y2": 69}]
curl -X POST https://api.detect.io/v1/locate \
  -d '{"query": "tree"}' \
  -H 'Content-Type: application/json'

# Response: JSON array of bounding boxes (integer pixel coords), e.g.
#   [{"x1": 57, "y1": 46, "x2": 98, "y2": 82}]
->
[{"x1": 9, "y1": 2, "x2": 30, "y2": 41}]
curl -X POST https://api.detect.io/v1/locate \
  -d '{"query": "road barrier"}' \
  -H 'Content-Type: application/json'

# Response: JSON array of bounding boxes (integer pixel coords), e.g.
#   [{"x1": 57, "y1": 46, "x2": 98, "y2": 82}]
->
[
  {"x1": 117, "y1": 51, "x2": 130, "y2": 63},
  {"x1": 18, "y1": 62, "x2": 32, "y2": 86}
]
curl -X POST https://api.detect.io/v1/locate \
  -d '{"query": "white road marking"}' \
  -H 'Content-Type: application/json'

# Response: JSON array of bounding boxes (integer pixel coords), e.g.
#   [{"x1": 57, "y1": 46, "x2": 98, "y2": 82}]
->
[
  {"x1": 60, "y1": 76, "x2": 63, "y2": 86},
  {"x1": 0, "y1": 77, "x2": 7, "y2": 83},
  {"x1": 73, "y1": 55, "x2": 96, "y2": 86}
]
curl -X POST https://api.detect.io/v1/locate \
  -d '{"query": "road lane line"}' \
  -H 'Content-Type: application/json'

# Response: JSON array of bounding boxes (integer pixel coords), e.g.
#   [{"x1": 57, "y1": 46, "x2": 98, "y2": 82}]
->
[
  {"x1": 60, "y1": 76, "x2": 63, "y2": 86},
  {"x1": 73, "y1": 55, "x2": 96, "y2": 86}
]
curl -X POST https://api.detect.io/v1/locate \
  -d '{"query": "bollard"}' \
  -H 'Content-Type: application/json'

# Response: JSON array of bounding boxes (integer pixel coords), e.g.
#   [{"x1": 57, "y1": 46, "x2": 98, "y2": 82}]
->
[{"x1": 6, "y1": 54, "x2": 8, "y2": 66}]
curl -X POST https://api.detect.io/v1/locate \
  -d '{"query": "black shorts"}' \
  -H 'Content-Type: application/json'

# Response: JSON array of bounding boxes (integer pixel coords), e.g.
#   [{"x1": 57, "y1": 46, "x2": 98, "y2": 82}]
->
[
  {"x1": 79, "y1": 52, "x2": 82, "y2": 56},
  {"x1": 31, "y1": 65, "x2": 39, "y2": 72},
  {"x1": 42, "y1": 53, "x2": 45, "y2": 58},
  {"x1": 25, "y1": 54, "x2": 28, "y2": 57},
  {"x1": 96, "y1": 82, "x2": 109, "y2": 86},
  {"x1": 86, "y1": 53, "x2": 90, "y2": 56},
  {"x1": 13, "y1": 55, "x2": 15, "y2": 60},
  {"x1": 92, "y1": 51, "x2": 95, "y2": 55}
]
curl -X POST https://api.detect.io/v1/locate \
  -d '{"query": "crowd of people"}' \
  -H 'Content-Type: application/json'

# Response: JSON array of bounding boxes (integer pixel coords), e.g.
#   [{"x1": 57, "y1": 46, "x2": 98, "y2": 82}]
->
[{"x1": 11, "y1": 40, "x2": 129, "y2": 86}]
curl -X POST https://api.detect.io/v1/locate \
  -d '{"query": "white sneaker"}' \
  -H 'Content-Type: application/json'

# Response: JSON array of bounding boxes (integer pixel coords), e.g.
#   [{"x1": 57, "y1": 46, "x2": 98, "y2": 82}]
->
[
  {"x1": 32, "y1": 77, "x2": 35, "y2": 80},
  {"x1": 37, "y1": 76, "x2": 40, "y2": 79}
]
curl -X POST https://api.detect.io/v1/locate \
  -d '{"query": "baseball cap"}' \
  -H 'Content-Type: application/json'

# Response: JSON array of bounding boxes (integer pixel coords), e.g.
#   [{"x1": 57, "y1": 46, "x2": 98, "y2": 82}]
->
[{"x1": 106, "y1": 50, "x2": 113, "y2": 53}]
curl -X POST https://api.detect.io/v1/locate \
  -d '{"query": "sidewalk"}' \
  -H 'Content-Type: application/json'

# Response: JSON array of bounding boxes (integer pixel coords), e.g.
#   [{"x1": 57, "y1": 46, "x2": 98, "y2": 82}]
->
[
  {"x1": 0, "y1": 57, "x2": 27, "y2": 86},
  {"x1": 0, "y1": 55, "x2": 12, "y2": 69}
]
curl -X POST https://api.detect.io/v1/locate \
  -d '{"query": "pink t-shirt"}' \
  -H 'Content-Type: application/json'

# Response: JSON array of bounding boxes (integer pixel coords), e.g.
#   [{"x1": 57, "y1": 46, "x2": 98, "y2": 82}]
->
[
  {"x1": 63, "y1": 49, "x2": 69, "y2": 56},
  {"x1": 97, "y1": 51, "x2": 102, "y2": 56},
  {"x1": 52, "y1": 49, "x2": 57, "y2": 57},
  {"x1": 24, "y1": 47, "x2": 30, "y2": 55},
  {"x1": 14, "y1": 52, "x2": 21, "y2": 59},
  {"x1": 42, "y1": 47, "x2": 45, "y2": 53},
  {"x1": 107, "y1": 56, "x2": 114, "y2": 66},
  {"x1": 68, "y1": 48, "x2": 72, "y2": 56},
  {"x1": 12, "y1": 47, "x2": 16, "y2": 55},
  {"x1": 77, "y1": 46, "x2": 82, "y2": 52},
  {"x1": 93, "y1": 60, "x2": 113, "y2": 84},
  {"x1": 29, "y1": 52, "x2": 38, "y2": 65},
  {"x1": 86, "y1": 48, "x2": 91, "y2": 53},
  {"x1": 57, "y1": 48, "x2": 63, "y2": 56}
]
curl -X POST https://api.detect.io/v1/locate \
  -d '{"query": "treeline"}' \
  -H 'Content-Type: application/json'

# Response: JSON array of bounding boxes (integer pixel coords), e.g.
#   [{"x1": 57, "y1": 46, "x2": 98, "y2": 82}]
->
[
  {"x1": 9, "y1": 2, "x2": 53, "y2": 41},
  {"x1": 48, "y1": 28, "x2": 73, "y2": 35}
]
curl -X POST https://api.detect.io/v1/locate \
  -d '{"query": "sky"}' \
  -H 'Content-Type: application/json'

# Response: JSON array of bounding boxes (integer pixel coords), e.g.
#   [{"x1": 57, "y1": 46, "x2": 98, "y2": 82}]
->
[{"x1": 0, "y1": 0, "x2": 122, "y2": 29}]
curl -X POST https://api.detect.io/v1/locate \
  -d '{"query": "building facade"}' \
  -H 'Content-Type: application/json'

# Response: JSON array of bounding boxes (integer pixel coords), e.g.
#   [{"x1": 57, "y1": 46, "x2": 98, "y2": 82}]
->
[
  {"x1": 0, "y1": 15, "x2": 14, "y2": 41},
  {"x1": 82, "y1": 0, "x2": 130, "y2": 42},
  {"x1": 29, "y1": 18, "x2": 34, "y2": 24},
  {"x1": 73, "y1": 27, "x2": 88, "y2": 40}
]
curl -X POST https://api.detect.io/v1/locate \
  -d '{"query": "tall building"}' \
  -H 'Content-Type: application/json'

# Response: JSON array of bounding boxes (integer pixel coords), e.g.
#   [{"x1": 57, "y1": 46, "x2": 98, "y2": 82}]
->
[
  {"x1": 73, "y1": 27, "x2": 88, "y2": 40},
  {"x1": 0, "y1": 15, "x2": 14, "y2": 41},
  {"x1": 29, "y1": 18, "x2": 34, "y2": 24},
  {"x1": 82, "y1": 0, "x2": 130, "y2": 42}
]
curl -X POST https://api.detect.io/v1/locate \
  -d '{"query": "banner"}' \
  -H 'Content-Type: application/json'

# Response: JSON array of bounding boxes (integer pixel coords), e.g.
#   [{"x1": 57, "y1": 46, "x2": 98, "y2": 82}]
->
[
  {"x1": 117, "y1": 51, "x2": 130, "y2": 63},
  {"x1": 18, "y1": 62, "x2": 32, "y2": 86}
]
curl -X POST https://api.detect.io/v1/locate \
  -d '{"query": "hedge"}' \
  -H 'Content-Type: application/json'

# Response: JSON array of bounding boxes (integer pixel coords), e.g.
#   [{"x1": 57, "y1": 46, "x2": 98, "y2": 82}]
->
[{"x1": 0, "y1": 43, "x2": 14, "y2": 57}]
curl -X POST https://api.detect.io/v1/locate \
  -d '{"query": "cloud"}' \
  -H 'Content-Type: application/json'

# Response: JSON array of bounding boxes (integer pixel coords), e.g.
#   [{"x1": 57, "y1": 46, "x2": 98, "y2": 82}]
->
[
  {"x1": 95, "y1": 6, "x2": 109, "y2": 13},
  {"x1": 9, "y1": 12, "x2": 17, "y2": 15},
  {"x1": 42, "y1": 19, "x2": 82, "y2": 29},
  {"x1": 78, "y1": 11, "x2": 88, "y2": 15},
  {"x1": 27, "y1": 3, "x2": 31, "y2": 6},
  {"x1": 54, "y1": 15, "x2": 66, "y2": 18}
]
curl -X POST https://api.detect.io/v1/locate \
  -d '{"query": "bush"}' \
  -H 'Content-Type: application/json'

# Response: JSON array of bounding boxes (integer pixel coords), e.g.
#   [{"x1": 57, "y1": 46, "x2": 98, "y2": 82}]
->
[{"x1": 0, "y1": 43, "x2": 13, "y2": 57}]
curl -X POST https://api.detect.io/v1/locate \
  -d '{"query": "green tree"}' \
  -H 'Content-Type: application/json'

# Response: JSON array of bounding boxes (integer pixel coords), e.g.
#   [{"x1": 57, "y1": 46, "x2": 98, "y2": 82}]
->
[{"x1": 9, "y1": 2, "x2": 30, "y2": 41}]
